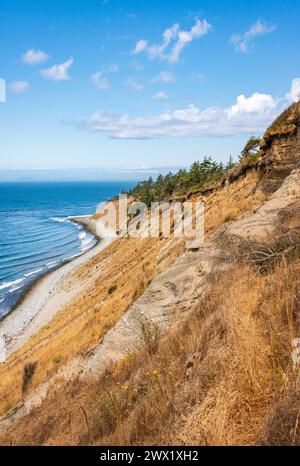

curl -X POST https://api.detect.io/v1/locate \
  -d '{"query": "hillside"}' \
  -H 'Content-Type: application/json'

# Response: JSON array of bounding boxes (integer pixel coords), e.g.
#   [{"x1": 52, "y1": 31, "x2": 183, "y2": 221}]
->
[{"x1": 1, "y1": 103, "x2": 300, "y2": 446}]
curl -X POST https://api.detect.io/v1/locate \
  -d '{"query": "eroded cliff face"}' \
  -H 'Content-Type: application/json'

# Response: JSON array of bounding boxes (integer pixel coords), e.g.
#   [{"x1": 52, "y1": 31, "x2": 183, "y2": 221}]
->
[{"x1": 260, "y1": 101, "x2": 300, "y2": 193}]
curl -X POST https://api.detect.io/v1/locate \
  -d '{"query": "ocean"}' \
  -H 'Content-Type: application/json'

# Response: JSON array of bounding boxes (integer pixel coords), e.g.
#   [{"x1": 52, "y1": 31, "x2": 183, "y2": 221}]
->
[{"x1": 0, "y1": 181, "x2": 135, "y2": 319}]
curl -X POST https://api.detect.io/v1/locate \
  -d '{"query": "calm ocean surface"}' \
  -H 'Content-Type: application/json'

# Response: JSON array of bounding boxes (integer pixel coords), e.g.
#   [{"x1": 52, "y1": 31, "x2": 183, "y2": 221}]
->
[{"x1": 0, "y1": 181, "x2": 135, "y2": 319}]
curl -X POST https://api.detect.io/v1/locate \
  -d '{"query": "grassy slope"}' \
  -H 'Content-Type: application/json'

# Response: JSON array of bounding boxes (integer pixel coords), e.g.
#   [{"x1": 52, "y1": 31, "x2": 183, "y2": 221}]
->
[
  {"x1": 0, "y1": 171, "x2": 278, "y2": 445},
  {"x1": 3, "y1": 256, "x2": 300, "y2": 446},
  {"x1": 3, "y1": 104, "x2": 300, "y2": 445}
]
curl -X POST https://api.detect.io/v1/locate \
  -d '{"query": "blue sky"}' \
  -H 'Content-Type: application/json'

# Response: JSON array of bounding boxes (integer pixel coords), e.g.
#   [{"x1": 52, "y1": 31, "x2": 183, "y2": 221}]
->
[{"x1": 1, "y1": 0, "x2": 300, "y2": 174}]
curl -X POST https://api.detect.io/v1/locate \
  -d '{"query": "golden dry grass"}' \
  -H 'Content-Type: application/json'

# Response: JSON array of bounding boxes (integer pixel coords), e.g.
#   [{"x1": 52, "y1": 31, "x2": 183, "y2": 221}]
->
[
  {"x1": 195, "y1": 171, "x2": 266, "y2": 235},
  {"x1": 0, "y1": 237, "x2": 184, "y2": 417},
  {"x1": 2, "y1": 256, "x2": 300, "y2": 446},
  {"x1": 0, "y1": 170, "x2": 270, "y2": 445}
]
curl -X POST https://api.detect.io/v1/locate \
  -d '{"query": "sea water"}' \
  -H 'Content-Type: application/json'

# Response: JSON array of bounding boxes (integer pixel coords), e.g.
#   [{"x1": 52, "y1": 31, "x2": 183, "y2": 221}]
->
[{"x1": 0, "y1": 181, "x2": 135, "y2": 318}]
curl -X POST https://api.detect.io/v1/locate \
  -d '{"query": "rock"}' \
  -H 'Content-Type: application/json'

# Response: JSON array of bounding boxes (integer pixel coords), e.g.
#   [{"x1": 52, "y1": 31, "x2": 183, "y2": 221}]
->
[
  {"x1": 259, "y1": 102, "x2": 300, "y2": 193},
  {"x1": 226, "y1": 169, "x2": 300, "y2": 242}
]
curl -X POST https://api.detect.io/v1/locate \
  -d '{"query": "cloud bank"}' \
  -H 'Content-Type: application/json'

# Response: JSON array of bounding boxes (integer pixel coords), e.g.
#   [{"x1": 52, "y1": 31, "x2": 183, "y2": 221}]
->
[{"x1": 76, "y1": 79, "x2": 299, "y2": 140}]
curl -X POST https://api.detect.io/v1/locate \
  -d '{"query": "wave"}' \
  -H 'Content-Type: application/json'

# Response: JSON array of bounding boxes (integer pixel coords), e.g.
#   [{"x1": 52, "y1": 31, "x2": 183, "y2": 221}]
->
[
  {"x1": 8, "y1": 284, "x2": 25, "y2": 293},
  {"x1": 49, "y1": 217, "x2": 71, "y2": 224},
  {"x1": 0, "y1": 251, "x2": 63, "y2": 274},
  {"x1": 45, "y1": 260, "x2": 59, "y2": 268},
  {"x1": 81, "y1": 235, "x2": 95, "y2": 251},
  {"x1": 0, "y1": 277, "x2": 26, "y2": 292},
  {"x1": 67, "y1": 215, "x2": 91, "y2": 219},
  {"x1": 24, "y1": 267, "x2": 44, "y2": 278},
  {"x1": 0, "y1": 214, "x2": 97, "y2": 311}
]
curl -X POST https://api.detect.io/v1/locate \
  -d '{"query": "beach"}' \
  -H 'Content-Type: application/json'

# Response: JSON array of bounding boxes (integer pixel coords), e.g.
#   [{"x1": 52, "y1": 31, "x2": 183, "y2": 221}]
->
[{"x1": 0, "y1": 216, "x2": 113, "y2": 356}]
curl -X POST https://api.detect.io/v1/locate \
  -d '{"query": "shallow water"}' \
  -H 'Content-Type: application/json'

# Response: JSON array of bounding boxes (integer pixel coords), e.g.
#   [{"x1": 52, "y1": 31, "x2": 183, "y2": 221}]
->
[{"x1": 0, "y1": 181, "x2": 135, "y2": 318}]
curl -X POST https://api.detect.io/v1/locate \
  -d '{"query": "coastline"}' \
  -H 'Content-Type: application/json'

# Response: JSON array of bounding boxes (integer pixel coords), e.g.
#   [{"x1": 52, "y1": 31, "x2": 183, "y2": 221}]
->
[
  {"x1": 0, "y1": 215, "x2": 113, "y2": 356},
  {"x1": 69, "y1": 215, "x2": 99, "y2": 237},
  {"x1": 0, "y1": 215, "x2": 99, "y2": 321}
]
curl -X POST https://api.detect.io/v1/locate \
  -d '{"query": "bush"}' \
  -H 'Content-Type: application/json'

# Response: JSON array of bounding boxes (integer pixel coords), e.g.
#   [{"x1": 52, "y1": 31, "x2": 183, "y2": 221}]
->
[
  {"x1": 52, "y1": 355, "x2": 63, "y2": 365},
  {"x1": 22, "y1": 362, "x2": 37, "y2": 393},
  {"x1": 108, "y1": 284, "x2": 118, "y2": 295}
]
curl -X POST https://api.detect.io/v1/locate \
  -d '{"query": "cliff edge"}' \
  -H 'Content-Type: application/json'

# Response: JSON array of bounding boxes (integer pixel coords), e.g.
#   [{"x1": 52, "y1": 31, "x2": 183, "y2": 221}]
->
[{"x1": 260, "y1": 101, "x2": 300, "y2": 193}]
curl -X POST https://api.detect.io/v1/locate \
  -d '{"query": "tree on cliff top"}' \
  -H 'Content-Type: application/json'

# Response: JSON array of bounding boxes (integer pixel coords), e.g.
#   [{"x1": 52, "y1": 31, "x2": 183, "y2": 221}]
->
[{"x1": 240, "y1": 137, "x2": 261, "y2": 160}]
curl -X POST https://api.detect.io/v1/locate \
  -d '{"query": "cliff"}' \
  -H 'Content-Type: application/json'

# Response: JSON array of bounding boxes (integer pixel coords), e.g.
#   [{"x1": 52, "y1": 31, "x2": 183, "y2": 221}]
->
[{"x1": 259, "y1": 101, "x2": 300, "y2": 192}]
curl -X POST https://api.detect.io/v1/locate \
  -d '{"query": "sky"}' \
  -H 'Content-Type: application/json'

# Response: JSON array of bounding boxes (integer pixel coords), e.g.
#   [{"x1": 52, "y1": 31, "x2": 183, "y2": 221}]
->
[{"x1": 1, "y1": 0, "x2": 300, "y2": 176}]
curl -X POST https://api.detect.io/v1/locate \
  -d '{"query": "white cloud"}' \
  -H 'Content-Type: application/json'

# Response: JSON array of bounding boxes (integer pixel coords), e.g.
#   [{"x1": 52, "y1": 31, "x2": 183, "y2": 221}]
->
[
  {"x1": 125, "y1": 77, "x2": 143, "y2": 92},
  {"x1": 153, "y1": 91, "x2": 168, "y2": 100},
  {"x1": 41, "y1": 57, "x2": 74, "y2": 81},
  {"x1": 76, "y1": 80, "x2": 299, "y2": 140},
  {"x1": 22, "y1": 48, "x2": 49, "y2": 65},
  {"x1": 108, "y1": 63, "x2": 119, "y2": 73},
  {"x1": 132, "y1": 39, "x2": 148, "y2": 55},
  {"x1": 152, "y1": 71, "x2": 176, "y2": 83},
  {"x1": 8, "y1": 81, "x2": 29, "y2": 94},
  {"x1": 132, "y1": 18, "x2": 211, "y2": 63},
  {"x1": 91, "y1": 71, "x2": 111, "y2": 90},
  {"x1": 228, "y1": 92, "x2": 277, "y2": 117},
  {"x1": 230, "y1": 20, "x2": 276, "y2": 53},
  {"x1": 129, "y1": 60, "x2": 144, "y2": 72},
  {"x1": 287, "y1": 78, "x2": 300, "y2": 103}
]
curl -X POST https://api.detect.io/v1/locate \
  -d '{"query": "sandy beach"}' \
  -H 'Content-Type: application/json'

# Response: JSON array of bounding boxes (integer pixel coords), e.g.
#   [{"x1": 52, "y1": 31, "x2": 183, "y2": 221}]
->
[{"x1": 0, "y1": 216, "x2": 113, "y2": 356}]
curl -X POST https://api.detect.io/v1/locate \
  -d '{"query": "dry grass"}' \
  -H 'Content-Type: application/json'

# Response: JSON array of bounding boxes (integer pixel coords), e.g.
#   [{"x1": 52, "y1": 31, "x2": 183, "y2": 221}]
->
[
  {"x1": 92, "y1": 258, "x2": 300, "y2": 446},
  {"x1": 0, "y1": 170, "x2": 273, "y2": 445},
  {"x1": 220, "y1": 228, "x2": 300, "y2": 273},
  {"x1": 196, "y1": 171, "x2": 266, "y2": 235},
  {"x1": 0, "y1": 172, "x2": 262, "y2": 418},
  {"x1": 262, "y1": 101, "x2": 300, "y2": 146},
  {"x1": 0, "y1": 237, "x2": 184, "y2": 417},
  {"x1": 2, "y1": 256, "x2": 300, "y2": 446}
]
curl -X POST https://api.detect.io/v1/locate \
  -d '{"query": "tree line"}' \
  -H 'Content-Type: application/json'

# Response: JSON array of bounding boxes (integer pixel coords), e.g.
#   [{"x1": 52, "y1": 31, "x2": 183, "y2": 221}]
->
[{"x1": 126, "y1": 137, "x2": 261, "y2": 206}]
